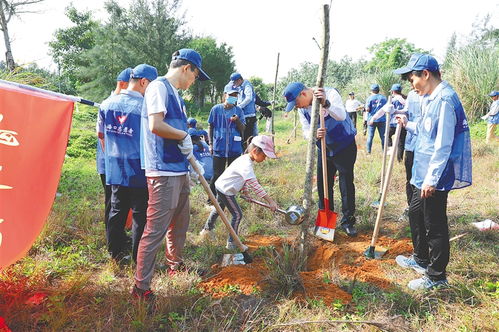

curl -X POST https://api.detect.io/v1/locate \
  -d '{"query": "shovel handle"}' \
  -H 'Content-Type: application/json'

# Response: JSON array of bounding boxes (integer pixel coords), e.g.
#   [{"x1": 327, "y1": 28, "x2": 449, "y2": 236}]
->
[
  {"x1": 319, "y1": 108, "x2": 329, "y2": 201},
  {"x1": 380, "y1": 95, "x2": 392, "y2": 195},
  {"x1": 189, "y1": 157, "x2": 248, "y2": 252},
  {"x1": 241, "y1": 196, "x2": 286, "y2": 214},
  {"x1": 370, "y1": 122, "x2": 402, "y2": 247}
]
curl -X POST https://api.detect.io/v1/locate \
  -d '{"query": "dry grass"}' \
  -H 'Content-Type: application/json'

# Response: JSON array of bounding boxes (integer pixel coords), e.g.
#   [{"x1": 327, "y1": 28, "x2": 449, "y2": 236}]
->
[{"x1": 0, "y1": 115, "x2": 498, "y2": 331}]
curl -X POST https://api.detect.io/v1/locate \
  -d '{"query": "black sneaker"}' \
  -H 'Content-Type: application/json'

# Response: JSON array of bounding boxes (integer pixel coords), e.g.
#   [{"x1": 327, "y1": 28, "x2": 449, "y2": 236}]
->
[
  {"x1": 341, "y1": 224, "x2": 358, "y2": 237},
  {"x1": 114, "y1": 254, "x2": 132, "y2": 266},
  {"x1": 131, "y1": 285, "x2": 155, "y2": 302}
]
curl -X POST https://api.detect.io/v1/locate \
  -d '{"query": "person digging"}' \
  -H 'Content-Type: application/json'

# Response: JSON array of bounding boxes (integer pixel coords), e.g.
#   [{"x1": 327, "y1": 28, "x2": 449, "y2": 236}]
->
[{"x1": 283, "y1": 82, "x2": 358, "y2": 237}]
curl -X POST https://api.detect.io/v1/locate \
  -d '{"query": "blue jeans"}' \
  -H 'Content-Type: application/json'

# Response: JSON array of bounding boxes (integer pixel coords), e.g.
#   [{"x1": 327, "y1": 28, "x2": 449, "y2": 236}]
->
[{"x1": 366, "y1": 122, "x2": 385, "y2": 154}]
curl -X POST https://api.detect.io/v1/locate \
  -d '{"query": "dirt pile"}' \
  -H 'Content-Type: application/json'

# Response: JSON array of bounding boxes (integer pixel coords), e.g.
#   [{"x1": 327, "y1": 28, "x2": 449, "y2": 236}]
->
[{"x1": 198, "y1": 234, "x2": 413, "y2": 304}]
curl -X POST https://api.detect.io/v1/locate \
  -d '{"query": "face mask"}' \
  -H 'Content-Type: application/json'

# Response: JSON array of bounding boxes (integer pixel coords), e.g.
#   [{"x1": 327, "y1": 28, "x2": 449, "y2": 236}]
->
[{"x1": 226, "y1": 96, "x2": 238, "y2": 105}]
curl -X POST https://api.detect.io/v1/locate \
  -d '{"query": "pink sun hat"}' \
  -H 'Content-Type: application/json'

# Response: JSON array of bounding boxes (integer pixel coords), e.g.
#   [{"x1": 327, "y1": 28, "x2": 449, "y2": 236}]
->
[{"x1": 251, "y1": 135, "x2": 277, "y2": 159}]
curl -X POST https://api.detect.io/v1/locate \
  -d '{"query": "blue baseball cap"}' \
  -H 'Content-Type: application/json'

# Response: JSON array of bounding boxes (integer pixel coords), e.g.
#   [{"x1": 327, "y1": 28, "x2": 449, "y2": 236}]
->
[
  {"x1": 116, "y1": 68, "x2": 132, "y2": 82},
  {"x1": 131, "y1": 64, "x2": 158, "y2": 81},
  {"x1": 187, "y1": 128, "x2": 200, "y2": 137},
  {"x1": 391, "y1": 83, "x2": 402, "y2": 91},
  {"x1": 488, "y1": 91, "x2": 499, "y2": 97},
  {"x1": 370, "y1": 84, "x2": 380, "y2": 91},
  {"x1": 187, "y1": 117, "x2": 197, "y2": 126},
  {"x1": 173, "y1": 48, "x2": 211, "y2": 81},
  {"x1": 283, "y1": 82, "x2": 305, "y2": 112},
  {"x1": 230, "y1": 73, "x2": 242, "y2": 82},
  {"x1": 224, "y1": 82, "x2": 239, "y2": 94},
  {"x1": 394, "y1": 53, "x2": 440, "y2": 75}
]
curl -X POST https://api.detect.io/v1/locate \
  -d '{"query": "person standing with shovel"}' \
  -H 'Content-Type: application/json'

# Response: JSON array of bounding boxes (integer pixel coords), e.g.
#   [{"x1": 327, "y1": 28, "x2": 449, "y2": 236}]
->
[
  {"x1": 393, "y1": 54, "x2": 472, "y2": 290},
  {"x1": 283, "y1": 82, "x2": 358, "y2": 237},
  {"x1": 132, "y1": 49, "x2": 211, "y2": 301}
]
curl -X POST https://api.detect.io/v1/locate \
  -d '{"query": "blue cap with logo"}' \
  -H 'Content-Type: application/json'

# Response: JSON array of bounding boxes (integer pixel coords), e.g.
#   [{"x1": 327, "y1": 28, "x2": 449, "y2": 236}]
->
[
  {"x1": 187, "y1": 117, "x2": 197, "y2": 126},
  {"x1": 131, "y1": 64, "x2": 158, "y2": 81},
  {"x1": 283, "y1": 82, "x2": 305, "y2": 112},
  {"x1": 394, "y1": 53, "x2": 440, "y2": 75},
  {"x1": 173, "y1": 48, "x2": 211, "y2": 81},
  {"x1": 370, "y1": 83, "x2": 380, "y2": 91},
  {"x1": 116, "y1": 68, "x2": 132, "y2": 82},
  {"x1": 224, "y1": 82, "x2": 239, "y2": 94},
  {"x1": 391, "y1": 83, "x2": 402, "y2": 91},
  {"x1": 488, "y1": 91, "x2": 499, "y2": 97},
  {"x1": 230, "y1": 72, "x2": 242, "y2": 82}
]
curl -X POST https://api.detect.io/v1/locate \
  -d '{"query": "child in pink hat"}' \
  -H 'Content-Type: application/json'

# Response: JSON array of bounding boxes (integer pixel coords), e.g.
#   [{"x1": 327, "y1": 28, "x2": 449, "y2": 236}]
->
[{"x1": 200, "y1": 135, "x2": 278, "y2": 249}]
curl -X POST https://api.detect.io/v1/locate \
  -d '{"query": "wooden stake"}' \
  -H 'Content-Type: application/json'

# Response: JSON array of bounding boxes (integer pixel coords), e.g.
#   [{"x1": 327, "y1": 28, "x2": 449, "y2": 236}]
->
[
  {"x1": 271, "y1": 52, "x2": 280, "y2": 141},
  {"x1": 299, "y1": 4, "x2": 330, "y2": 254}
]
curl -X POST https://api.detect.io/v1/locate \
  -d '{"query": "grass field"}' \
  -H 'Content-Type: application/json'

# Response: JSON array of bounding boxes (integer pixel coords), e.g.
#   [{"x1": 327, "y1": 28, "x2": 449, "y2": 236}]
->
[{"x1": 1, "y1": 107, "x2": 498, "y2": 331}]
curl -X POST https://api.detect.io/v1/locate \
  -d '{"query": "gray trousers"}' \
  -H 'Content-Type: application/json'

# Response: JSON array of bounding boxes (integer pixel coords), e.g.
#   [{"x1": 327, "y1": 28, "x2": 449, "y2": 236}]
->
[{"x1": 134, "y1": 175, "x2": 190, "y2": 290}]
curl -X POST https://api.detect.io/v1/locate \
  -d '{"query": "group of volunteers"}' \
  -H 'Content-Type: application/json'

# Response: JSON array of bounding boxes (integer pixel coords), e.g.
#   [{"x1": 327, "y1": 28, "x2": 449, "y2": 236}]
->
[
  {"x1": 96, "y1": 48, "x2": 277, "y2": 300},
  {"x1": 282, "y1": 53, "x2": 474, "y2": 291},
  {"x1": 96, "y1": 48, "x2": 482, "y2": 298}
]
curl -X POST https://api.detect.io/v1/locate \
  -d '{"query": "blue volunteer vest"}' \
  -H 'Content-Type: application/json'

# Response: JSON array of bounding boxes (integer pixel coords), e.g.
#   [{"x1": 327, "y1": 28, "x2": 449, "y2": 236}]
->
[
  {"x1": 404, "y1": 91, "x2": 422, "y2": 152},
  {"x1": 208, "y1": 104, "x2": 245, "y2": 158},
  {"x1": 366, "y1": 94, "x2": 387, "y2": 123},
  {"x1": 101, "y1": 91, "x2": 146, "y2": 187},
  {"x1": 193, "y1": 141, "x2": 214, "y2": 180},
  {"x1": 412, "y1": 83, "x2": 472, "y2": 191},
  {"x1": 303, "y1": 110, "x2": 357, "y2": 157},
  {"x1": 140, "y1": 77, "x2": 189, "y2": 173},
  {"x1": 96, "y1": 140, "x2": 105, "y2": 174},
  {"x1": 238, "y1": 80, "x2": 257, "y2": 117}
]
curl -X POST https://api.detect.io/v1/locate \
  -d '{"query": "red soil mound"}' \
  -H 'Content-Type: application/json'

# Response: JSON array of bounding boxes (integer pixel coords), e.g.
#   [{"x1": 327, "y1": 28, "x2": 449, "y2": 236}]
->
[{"x1": 199, "y1": 234, "x2": 413, "y2": 304}]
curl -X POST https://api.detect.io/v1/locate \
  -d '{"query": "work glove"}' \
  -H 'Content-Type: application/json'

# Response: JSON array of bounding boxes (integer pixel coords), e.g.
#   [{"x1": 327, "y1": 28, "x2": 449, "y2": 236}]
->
[
  {"x1": 481, "y1": 115, "x2": 488, "y2": 120},
  {"x1": 178, "y1": 133, "x2": 193, "y2": 160}
]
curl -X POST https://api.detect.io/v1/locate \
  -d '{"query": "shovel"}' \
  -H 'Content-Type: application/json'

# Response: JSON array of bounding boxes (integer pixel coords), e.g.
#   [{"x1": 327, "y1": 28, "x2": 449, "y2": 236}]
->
[
  {"x1": 188, "y1": 157, "x2": 252, "y2": 266},
  {"x1": 365, "y1": 123, "x2": 402, "y2": 259},
  {"x1": 371, "y1": 96, "x2": 391, "y2": 209},
  {"x1": 241, "y1": 196, "x2": 305, "y2": 225},
  {"x1": 312, "y1": 109, "x2": 338, "y2": 242}
]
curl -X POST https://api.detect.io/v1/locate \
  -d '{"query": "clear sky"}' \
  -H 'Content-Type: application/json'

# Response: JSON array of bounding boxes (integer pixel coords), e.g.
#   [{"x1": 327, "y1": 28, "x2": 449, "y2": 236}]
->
[{"x1": 2, "y1": 0, "x2": 498, "y2": 83}]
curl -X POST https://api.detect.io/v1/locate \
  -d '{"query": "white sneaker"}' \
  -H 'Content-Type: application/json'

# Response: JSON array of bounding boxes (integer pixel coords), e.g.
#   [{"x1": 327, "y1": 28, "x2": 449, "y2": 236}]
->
[
  {"x1": 199, "y1": 229, "x2": 214, "y2": 241},
  {"x1": 225, "y1": 241, "x2": 237, "y2": 250},
  {"x1": 408, "y1": 276, "x2": 449, "y2": 290},
  {"x1": 395, "y1": 255, "x2": 427, "y2": 274}
]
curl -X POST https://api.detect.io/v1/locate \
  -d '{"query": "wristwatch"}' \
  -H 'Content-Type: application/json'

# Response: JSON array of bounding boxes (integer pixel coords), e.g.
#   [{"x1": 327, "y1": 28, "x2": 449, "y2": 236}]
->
[{"x1": 323, "y1": 100, "x2": 331, "y2": 109}]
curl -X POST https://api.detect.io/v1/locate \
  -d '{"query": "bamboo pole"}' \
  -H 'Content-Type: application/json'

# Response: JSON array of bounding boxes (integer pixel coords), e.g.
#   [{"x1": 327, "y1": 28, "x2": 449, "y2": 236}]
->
[
  {"x1": 299, "y1": 4, "x2": 330, "y2": 255},
  {"x1": 271, "y1": 52, "x2": 280, "y2": 141}
]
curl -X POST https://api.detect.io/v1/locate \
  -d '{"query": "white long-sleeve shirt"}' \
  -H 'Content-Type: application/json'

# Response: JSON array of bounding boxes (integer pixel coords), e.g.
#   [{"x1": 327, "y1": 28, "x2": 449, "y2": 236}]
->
[{"x1": 298, "y1": 88, "x2": 346, "y2": 138}]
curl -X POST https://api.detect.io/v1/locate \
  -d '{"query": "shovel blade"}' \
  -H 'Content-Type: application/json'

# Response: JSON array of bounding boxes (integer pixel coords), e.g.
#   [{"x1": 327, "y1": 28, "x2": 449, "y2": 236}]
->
[
  {"x1": 316, "y1": 206, "x2": 338, "y2": 229},
  {"x1": 312, "y1": 225, "x2": 335, "y2": 242},
  {"x1": 364, "y1": 245, "x2": 388, "y2": 259},
  {"x1": 313, "y1": 200, "x2": 337, "y2": 242}
]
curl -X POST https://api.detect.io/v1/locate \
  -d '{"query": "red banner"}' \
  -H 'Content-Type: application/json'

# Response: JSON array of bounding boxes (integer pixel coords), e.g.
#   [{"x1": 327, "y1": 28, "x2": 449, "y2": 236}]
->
[{"x1": 0, "y1": 82, "x2": 74, "y2": 268}]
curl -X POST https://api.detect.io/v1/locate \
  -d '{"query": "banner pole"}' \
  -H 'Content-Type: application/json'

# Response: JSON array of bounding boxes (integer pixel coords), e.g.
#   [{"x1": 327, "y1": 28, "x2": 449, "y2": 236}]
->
[{"x1": 0, "y1": 79, "x2": 100, "y2": 107}]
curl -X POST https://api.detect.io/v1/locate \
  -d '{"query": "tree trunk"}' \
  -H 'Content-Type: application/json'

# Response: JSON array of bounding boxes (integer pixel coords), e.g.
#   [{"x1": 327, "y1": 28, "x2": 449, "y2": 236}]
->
[
  {"x1": 299, "y1": 4, "x2": 330, "y2": 256},
  {"x1": 0, "y1": 1, "x2": 15, "y2": 71}
]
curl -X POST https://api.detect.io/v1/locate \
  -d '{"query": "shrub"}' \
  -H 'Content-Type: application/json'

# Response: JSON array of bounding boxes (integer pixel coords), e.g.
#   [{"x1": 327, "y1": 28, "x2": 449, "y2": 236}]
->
[{"x1": 445, "y1": 44, "x2": 499, "y2": 121}]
